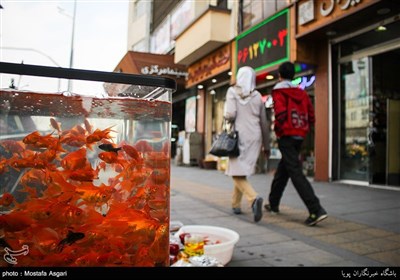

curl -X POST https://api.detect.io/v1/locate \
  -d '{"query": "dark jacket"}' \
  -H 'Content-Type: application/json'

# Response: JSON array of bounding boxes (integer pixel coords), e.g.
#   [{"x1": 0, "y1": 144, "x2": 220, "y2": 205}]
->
[{"x1": 272, "y1": 87, "x2": 315, "y2": 138}]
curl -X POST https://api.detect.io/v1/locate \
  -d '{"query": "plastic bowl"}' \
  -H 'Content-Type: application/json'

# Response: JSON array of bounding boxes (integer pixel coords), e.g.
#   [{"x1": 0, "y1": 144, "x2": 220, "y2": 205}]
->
[{"x1": 175, "y1": 225, "x2": 240, "y2": 265}]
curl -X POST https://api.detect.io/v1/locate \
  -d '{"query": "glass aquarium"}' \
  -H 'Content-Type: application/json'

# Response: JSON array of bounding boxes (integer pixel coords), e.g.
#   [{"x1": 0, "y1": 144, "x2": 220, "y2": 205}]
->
[{"x1": 0, "y1": 62, "x2": 175, "y2": 267}]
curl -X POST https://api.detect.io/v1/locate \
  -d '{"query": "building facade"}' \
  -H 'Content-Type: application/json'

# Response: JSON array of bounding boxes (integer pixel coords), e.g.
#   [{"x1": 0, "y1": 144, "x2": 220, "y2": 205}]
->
[
  {"x1": 294, "y1": 0, "x2": 400, "y2": 187},
  {"x1": 123, "y1": 0, "x2": 400, "y2": 188}
]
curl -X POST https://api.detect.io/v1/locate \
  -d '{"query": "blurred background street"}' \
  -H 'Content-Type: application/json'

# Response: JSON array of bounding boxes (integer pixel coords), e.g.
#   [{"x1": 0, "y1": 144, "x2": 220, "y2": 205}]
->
[{"x1": 171, "y1": 165, "x2": 400, "y2": 267}]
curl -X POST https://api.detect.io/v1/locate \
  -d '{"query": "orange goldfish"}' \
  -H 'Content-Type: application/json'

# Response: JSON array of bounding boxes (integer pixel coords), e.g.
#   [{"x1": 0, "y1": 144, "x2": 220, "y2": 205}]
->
[
  {"x1": 62, "y1": 137, "x2": 86, "y2": 148},
  {"x1": 61, "y1": 148, "x2": 88, "y2": 170},
  {"x1": 23, "y1": 131, "x2": 55, "y2": 147},
  {"x1": 50, "y1": 118, "x2": 62, "y2": 133},
  {"x1": 0, "y1": 192, "x2": 14, "y2": 207},
  {"x1": 144, "y1": 151, "x2": 169, "y2": 168},
  {"x1": 75, "y1": 184, "x2": 115, "y2": 205},
  {"x1": 86, "y1": 126, "x2": 115, "y2": 145},
  {"x1": 84, "y1": 119, "x2": 93, "y2": 134},
  {"x1": 98, "y1": 151, "x2": 126, "y2": 166},
  {"x1": 150, "y1": 168, "x2": 169, "y2": 184},
  {"x1": 74, "y1": 252, "x2": 99, "y2": 266},
  {"x1": 96, "y1": 252, "x2": 124, "y2": 265},
  {"x1": 121, "y1": 144, "x2": 142, "y2": 162},
  {"x1": 55, "y1": 205, "x2": 85, "y2": 225},
  {"x1": 20, "y1": 169, "x2": 46, "y2": 188},
  {"x1": 68, "y1": 167, "x2": 99, "y2": 182},
  {"x1": 31, "y1": 227, "x2": 60, "y2": 254},
  {"x1": 0, "y1": 158, "x2": 8, "y2": 174},
  {"x1": 8, "y1": 153, "x2": 57, "y2": 171},
  {"x1": 0, "y1": 140, "x2": 26, "y2": 154},
  {"x1": 0, "y1": 211, "x2": 34, "y2": 232},
  {"x1": 134, "y1": 140, "x2": 153, "y2": 153}
]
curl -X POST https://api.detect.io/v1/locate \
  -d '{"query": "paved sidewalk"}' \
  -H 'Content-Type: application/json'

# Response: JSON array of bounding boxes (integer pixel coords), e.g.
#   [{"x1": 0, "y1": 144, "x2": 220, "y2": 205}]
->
[{"x1": 170, "y1": 165, "x2": 400, "y2": 267}]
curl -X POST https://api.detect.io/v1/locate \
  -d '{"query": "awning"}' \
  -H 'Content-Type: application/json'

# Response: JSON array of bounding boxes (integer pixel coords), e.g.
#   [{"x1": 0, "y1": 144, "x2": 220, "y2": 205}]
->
[{"x1": 105, "y1": 51, "x2": 188, "y2": 96}]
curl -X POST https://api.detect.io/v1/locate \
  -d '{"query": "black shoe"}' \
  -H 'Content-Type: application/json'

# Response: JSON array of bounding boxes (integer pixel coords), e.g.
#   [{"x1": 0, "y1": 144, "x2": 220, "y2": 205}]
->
[
  {"x1": 305, "y1": 208, "x2": 328, "y2": 226},
  {"x1": 232, "y1": 208, "x2": 242, "y2": 215},
  {"x1": 264, "y1": 204, "x2": 279, "y2": 214},
  {"x1": 252, "y1": 196, "x2": 263, "y2": 223}
]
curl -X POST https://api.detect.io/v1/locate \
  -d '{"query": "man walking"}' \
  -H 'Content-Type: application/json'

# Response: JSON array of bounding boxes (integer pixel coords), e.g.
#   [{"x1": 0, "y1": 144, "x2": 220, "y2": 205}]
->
[{"x1": 265, "y1": 61, "x2": 327, "y2": 226}]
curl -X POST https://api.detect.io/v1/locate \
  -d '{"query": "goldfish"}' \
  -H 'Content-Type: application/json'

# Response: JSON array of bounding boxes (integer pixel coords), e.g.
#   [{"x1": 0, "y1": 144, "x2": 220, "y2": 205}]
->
[
  {"x1": 38, "y1": 148, "x2": 59, "y2": 162},
  {"x1": 84, "y1": 119, "x2": 93, "y2": 134},
  {"x1": 0, "y1": 193, "x2": 14, "y2": 207},
  {"x1": 68, "y1": 167, "x2": 99, "y2": 182},
  {"x1": 61, "y1": 134, "x2": 86, "y2": 148},
  {"x1": 74, "y1": 252, "x2": 99, "y2": 266},
  {"x1": 18, "y1": 185, "x2": 39, "y2": 199},
  {"x1": 150, "y1": 168, "x2": 169, "y2": 184},
  {"x1": 22, "y1": 131, "x2": 45, "y2": 145},
  {"x1": 8, "y1": 153, "x2": 56, "y2": 170},
  {"x1": 61, "y1": 148, "x2": 88, "y2": 170},
  {"x1": 31, "y1": 227, "x2": 60, "y2": 254},
  {"x1": 148, "y1": 224, "x2": 169, "y2": 264},
  {"x1": 134, "y1": 140, "x2": 153, "y2": 153},
  {"x1": 23, "y1": 131, "x2": 59, "y2": 149},
  {"x1": 98, "y1": 151, "x2": 119, "y2": 164},
  {"x1": 0, "y1": 140, "x2": 26, "y2": 154},
  {"x1": 0, "y1": 116, "x2": 171, "y2": 266},
  {"x1": 121, "y1": 144, "x2": 143, "y2": 162},
  {"x1": 57, "y1": 205, "x2": 85, "y2": 225},
  {"x1": 144, "y1": 151, "x2": 169, "y2": 168},
  {"x1": 75, "y1": 184, "x2": 115, "y2": 205},
  {"x1": 98, "y1": 151, "x2": 127, "y2": 167},
  {"x1": 0, "y1": 158, "x2": 8, "y2": 174},
  {"x1": 50, "y1": 118, "x2": 62, "y2": 133},
  {"x1": 96, "y1": 251, "x2": 124, "y2": 265},
  {"x1": 0, "y1": 211, "x2": 34, "y2": 232},
  {"x1": 148, "y1": 199, "x2": 167, "y2": 210},
  {"x1": 86, "y1": 126, "x2": 115, "y2": 145}
]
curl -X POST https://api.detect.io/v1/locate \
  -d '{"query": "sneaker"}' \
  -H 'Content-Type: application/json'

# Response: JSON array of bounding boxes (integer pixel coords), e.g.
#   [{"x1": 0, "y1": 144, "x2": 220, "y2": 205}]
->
[
  {"x1": 252, "y1": 196, "x2": 263, "y2": 223},
  {"x1": 305, "y1": 208, "x2": 328, "y2": 226},
  {"x1": 264, "y1": 204, "x2": 279, "y2": 214},
  {"x1": 232, "y1": 208, "x2": 242, "y2": 215}
]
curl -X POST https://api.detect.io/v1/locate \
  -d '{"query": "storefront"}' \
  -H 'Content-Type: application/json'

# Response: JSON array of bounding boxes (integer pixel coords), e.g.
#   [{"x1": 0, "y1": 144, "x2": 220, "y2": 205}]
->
[
  {"x1": 295, "y1": 0, "x2": 400, "y2": 186},
  {"x1": 185, "y1": 44, "x2": 232, "y2": 164},
  {"x1": 331, "y1": 17, "x2": 400, "y2": 187},
  {"x1": 234, "y1": 7, "x2": 316, "y2": 174}
]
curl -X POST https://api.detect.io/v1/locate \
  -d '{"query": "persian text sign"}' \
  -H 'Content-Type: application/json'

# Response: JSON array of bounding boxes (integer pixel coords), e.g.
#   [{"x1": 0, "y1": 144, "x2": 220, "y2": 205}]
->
[
  {"x1": 186, "y1": 44, "x2": 230, "y2": 88},
  {"x1": 296, "y1": 0, "x2": 374, "y2": 36},
  {"x1": 236, "y1": 9, "x2": 289, "y2": 72}
]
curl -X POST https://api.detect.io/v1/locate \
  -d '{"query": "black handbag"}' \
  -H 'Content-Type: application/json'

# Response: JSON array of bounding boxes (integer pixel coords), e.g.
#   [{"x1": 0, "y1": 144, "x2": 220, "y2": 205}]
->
[{"x1": 209, "y1": 119, "x2": 239, "y2": 157}]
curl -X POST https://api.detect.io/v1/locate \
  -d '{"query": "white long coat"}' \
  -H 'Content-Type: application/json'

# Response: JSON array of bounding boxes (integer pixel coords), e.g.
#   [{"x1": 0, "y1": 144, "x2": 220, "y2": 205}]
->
[{"x1": 224, "y1": 87, "x2": 270, "y2": 176}]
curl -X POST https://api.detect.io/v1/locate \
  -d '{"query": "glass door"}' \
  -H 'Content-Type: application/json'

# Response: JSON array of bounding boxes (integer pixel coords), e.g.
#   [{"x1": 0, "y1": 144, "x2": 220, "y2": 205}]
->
[
  {"x1": 339, "y1": 57, "x2": 370, "y2": 181},
  {"x1": 333, "y1": 18, "x2": 400, "y2": 186},
  {"x1": 369, "y1": 50, "x2": 400, "y2": 186}
]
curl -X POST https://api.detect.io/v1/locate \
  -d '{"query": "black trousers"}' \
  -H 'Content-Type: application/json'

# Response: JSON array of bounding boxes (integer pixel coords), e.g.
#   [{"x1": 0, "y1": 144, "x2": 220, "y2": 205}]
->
[{"x1": 269, "y1": 136, "x2": 321, "y2": 214}]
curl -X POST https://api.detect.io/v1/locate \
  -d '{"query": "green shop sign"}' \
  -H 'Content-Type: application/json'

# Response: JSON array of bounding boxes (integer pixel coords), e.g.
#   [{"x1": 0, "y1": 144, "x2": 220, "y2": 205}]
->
[{"x1": 236, "y1": 9, "x2": 289, "y2": 72}]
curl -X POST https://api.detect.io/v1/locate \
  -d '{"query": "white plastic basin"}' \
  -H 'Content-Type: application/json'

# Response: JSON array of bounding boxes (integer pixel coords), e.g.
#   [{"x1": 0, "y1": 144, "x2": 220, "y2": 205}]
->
[{"x1": 175, "y1": 225, "x2": 240, "y2": 265}]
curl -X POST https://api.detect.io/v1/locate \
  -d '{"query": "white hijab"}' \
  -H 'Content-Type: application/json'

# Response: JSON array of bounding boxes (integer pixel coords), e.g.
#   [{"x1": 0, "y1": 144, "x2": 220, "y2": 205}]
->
[{"x1": 234, "y1": 66, "x2": 256, "y2": 105}]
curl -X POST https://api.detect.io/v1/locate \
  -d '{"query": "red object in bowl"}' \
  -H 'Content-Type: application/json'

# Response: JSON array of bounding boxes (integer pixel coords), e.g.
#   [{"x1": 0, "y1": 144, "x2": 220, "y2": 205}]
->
[
  {"x1": 179, "y1": 233, "x2": 190, "y2": 244},
  {"x1": 169, "y1": 244, "x2": 180, "y2": 255}
]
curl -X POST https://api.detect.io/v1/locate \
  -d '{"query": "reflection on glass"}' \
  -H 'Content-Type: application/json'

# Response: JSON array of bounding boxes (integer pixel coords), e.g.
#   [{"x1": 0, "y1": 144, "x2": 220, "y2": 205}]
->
[{"x1": 340, "y1": 57, "x2": 370, "y2": 181}]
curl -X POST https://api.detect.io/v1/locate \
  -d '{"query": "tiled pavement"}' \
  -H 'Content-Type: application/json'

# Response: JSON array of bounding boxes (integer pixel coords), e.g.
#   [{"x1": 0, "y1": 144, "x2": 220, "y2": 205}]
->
[{"x1": 170, "y1": 165, "x2": 400, "y2": 267}]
